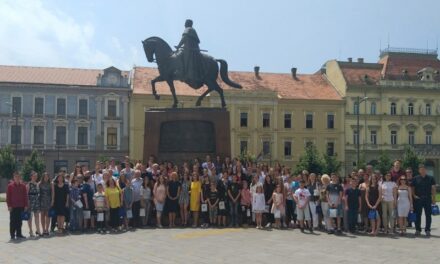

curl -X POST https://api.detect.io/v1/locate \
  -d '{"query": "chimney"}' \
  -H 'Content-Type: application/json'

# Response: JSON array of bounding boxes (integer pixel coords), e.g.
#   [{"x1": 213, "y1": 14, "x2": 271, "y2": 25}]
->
[
  {"x1": 348, "y1": 57, "x2": 353, "y2": 63},
  {"x1": 254, "y1": 66, "x2": 260, "y2": 78},
  {"x1": 357, "y1": 58, "x2": 364, "y2": 63},
  {"x1": 291, "y1": 67, "x2": 297, "y2": 79}
]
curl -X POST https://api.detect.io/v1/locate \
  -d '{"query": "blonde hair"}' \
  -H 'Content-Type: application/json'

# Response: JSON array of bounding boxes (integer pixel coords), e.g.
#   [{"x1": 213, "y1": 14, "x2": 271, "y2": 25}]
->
[{"x1": 321, "y1": 174, "x2": 330, "y2": 184}]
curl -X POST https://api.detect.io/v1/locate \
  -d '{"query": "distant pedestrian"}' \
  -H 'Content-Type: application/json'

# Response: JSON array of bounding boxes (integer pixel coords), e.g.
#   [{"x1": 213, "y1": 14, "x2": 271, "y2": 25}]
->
[
  {"x1": 7, "y1": 172, "x2": 28, "y2": 240},
  {"x1": 412, "y1": 164, "x2": 436, "y2": 237}
]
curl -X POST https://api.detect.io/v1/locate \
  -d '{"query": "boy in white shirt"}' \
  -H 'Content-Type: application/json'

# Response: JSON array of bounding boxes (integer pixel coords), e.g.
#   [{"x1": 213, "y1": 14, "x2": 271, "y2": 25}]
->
[{"x1": 294, "y1": 180, "x2": 312, "y2": 232}]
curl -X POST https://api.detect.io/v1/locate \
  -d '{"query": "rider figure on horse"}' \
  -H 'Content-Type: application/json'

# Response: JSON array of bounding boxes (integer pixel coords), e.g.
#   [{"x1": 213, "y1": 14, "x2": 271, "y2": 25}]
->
[{"x1": 175, "y1": 19, "x2": 204, "y2": 87}]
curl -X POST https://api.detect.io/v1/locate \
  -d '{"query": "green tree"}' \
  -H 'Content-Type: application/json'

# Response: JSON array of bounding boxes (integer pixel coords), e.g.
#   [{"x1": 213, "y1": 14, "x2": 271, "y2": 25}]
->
[
  {"x1": 376, "y1": 150, "x2": 392, "y2": 175},
  {"x1": 322, "y1": 153, "x2": 342, "y2": 174},
  {"x1": 97, "y1": 154, "x2": 109, "y2": 164},
  {"x1": 402, "y1": 146, "x2": 425, "y2": 175},
  {"x1": 21, "y1": 150, "x2": 46, "y2": 182},
  {"x1": 0, "y1": 146, "x2": 17, "y2": 179},
  {"x1": 294, "y1": 144, "x2": 324, "y2": 174}
]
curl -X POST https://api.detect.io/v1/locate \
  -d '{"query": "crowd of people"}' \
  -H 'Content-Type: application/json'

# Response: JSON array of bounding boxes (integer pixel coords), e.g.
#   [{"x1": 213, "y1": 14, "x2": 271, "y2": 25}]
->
[{"x1": 6, "y1": 155, "x2": 437, "y2": 241}]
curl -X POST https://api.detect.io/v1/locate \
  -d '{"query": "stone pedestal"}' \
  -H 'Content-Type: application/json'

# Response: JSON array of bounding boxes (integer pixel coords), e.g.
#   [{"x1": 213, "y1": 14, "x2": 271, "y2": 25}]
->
[{"x1": 144, "y1": 108, "x2": 230, "y2": 164}]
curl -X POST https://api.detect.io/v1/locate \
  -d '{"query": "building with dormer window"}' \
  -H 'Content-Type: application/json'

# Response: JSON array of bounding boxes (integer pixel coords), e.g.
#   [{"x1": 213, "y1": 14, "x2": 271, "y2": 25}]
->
[
  {"x1": 0, "y1": 65, "x2": 131, "y2": 173},
  {"x1": 325, "y1": 47, "x2": 440, "y2": 181}
]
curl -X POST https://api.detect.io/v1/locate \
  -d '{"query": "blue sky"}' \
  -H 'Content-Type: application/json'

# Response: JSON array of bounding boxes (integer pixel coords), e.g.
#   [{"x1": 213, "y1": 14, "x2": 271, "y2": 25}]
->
[{"x1": 1, "y1": 0, "x2": 439, "y2": 73}]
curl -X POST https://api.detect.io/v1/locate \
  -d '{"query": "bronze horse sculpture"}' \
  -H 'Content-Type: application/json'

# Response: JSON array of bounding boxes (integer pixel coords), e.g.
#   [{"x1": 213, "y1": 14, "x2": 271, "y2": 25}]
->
[{"x1": 142, "y1": 37, "x2": 242, "y2": 108}]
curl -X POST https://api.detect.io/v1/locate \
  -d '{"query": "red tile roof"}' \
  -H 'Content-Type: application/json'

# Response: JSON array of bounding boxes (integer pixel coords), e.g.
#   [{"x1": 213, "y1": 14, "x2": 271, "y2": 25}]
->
[
  {"x1": 132, "y1": 67, "x2": 342, "y2": 100},
  {"x1": 339, "y1": 65, "x2": 383, "y2": 85},
  {"x1": 379, "y1": 54, "x2": 440, "y2": 81},
  {"x1": 338, "y1": 52, "x2": 440, "y2": 85},
  {"x1": 0, "y1": 65, "x2": 129, "y2": 86}
]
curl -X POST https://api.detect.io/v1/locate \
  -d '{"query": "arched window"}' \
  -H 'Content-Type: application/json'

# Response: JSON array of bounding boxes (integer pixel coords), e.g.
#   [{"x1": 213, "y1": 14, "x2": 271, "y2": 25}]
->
[
  {"x1": 426, "y1": 104, "x2": 431, "y2": 116},
  {"x1": 353, "y1": 102, "x2": 359, "y2": 115},
  {"x1": 408, "y1": 103, "x2": 414, "y2": 116},
  {"x1": 370, "y1": 102, "x2": 377, "y2": 115},
  {"x1": 390, "y1": 103, "x2": 396, "y2": 115}
]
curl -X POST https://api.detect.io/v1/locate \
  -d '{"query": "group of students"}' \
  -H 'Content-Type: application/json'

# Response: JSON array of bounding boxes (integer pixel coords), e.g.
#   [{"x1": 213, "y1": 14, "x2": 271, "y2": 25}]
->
[{"x1": 6, "y1": 156, "x2": 437, "y2": 240}]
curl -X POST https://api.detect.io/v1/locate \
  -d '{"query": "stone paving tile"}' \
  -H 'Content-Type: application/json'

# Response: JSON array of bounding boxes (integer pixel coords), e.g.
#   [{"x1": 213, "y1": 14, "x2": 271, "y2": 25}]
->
[{"x1": 1, "y1": 202, "x2": 439, "y2": 264}]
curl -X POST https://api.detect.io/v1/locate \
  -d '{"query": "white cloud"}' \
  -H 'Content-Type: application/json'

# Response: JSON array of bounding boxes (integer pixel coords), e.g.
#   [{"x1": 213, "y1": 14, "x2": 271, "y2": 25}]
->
[{"x1": 0, "y1": 0, "x2": 114, "y2": 68}]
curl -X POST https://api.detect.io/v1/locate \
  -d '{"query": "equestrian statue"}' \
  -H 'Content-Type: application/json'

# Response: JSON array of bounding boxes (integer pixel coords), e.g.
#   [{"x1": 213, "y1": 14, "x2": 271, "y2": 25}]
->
[{"x1": 142, "y1": 19, "x2": 242, "y2": 108}]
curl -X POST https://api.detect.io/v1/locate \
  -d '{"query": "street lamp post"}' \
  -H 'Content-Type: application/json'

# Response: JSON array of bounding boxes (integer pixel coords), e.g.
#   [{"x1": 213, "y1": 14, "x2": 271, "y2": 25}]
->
[{"x1": 356, "y1": 96, "x2": 368, "y2": 168}]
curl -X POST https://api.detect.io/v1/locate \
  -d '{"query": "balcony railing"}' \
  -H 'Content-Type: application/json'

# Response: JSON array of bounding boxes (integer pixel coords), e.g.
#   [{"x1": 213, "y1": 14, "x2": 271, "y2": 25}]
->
[{"x1": 380, "y1": 47, "x2": 438, "y2": 55}]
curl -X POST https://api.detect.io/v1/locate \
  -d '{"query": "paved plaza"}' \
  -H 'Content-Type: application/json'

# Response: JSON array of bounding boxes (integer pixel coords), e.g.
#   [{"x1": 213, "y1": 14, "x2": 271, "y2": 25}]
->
[{"x1": 0, "y1": 203, "x2": 439, "y2": 264}]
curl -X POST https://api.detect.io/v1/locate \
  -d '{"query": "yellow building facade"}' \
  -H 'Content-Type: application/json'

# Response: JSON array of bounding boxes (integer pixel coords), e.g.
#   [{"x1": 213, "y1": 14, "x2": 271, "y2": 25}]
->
[
  {"x1": 130, "y1": 67, "x2": 345, "y2": 172},
  {"x1": 325, "y1": 48, "x2": 440, "y2": 182}
]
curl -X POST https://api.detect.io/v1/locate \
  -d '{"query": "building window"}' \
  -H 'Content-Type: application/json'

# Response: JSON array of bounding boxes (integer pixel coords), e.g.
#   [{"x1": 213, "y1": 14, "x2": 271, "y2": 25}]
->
[
  {"x1": 262, "y1": 141, "x2": 270, "y2": 156},
  {"x1": 327, "y1": 114, "x2": 334, "y2": 129},
  {"x1": 353, "y1": 102, "x2": 359, "y2": 115},
  {"x1": 390, "y1": 103, "x2": 396, "y2": 115},
  {"x1": 284, "y1": 141, "x2": 292, "y2": 157},
  {"x1": 33, "y1": 126, "x2": 44, "y2": 145},
  {"x1": 11, "y1": 125, "x2": 21, "y2": 144},
  {"x1": 34, "y1": 97, "x2": 44, "y2": 116},
  {"x1": 408, "y1": 131, "x2": 415, "y2": 145},
  {"x1": 240, "y1": 112, "x2": 248, "y2": 127},
  {"x1": 408, "y1": 103, "x2": 414, "y2": 116},
  {"x1": 56, "y1": 126, "x2": 66, "y2": 146},
  {"x1": 240, "y1": 140, "x2": 248, "y2": 154},
  {"x1": 107, "y1": 100, "x2": 117, "y2": 118},
  {"x1": 306, "y1": 114, "x2": 313, "y2": 129},
  {"x1": 107, "y1": 127, "x2": 117, "y2": 147},
  {"x1": 56, "y1": 98, "x2": 66, "y2": 116},
  {"x1": 262, "y1": 113, "x2": 270, "y2": 128},
  {"x1": 370, "y1": 102, "x2": 376, "y2": 115},
  {"x1": 284, "y1": 113, "x2": 291, "y2": 129},
  {"x1": 370, "y1": 130, "x2": 377, "y2": 145},
  {"x1": 326, "y1": 142, "x2": 335, "y2": 156},
  {"x1": 353, "y1": 130, "x2": 359, "y2": 145},
  {"x1": 305, "y1": 141, "x2": 314, "y2": 148},
  {"x1": 426, "y1": 104, "x2": 431, "y2": 116},
  {"x1": 391, "y1": 131, "x2": 397, "y2": 145},
  {"x1": 78, "y1": 127, "x2": 88, "y2": 146},
  {"x1": 426, "y1": 131, "x2": 432, "y2": 145},
  {"x1": 79, "y1": 99, "x2": 88, "y2": 117},
  {"x1": 12, "y1": 97, "x2": 22, "y2": 115}
]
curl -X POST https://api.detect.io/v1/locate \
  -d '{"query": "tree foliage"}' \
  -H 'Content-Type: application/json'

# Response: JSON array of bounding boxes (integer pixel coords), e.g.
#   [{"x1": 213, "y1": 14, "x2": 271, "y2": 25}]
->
[
  {"x1": 0, "y1": 146, "x2": 17, "y2": 179},
  {"x1": 402, "y1": 146, "x2": 425, "y2": 175},
  {"x1": 376, "y1": 150, "x2": 392, "y2": 175},
  {"x1": 21, "y1": 150, "x2": 46, "y2": 182},
  {"x1": 322, "y1": 153, "x2": 342, "y2": 175},
  {"x1": 294, "y1": 145, "x2": 324, "y2": 174}
]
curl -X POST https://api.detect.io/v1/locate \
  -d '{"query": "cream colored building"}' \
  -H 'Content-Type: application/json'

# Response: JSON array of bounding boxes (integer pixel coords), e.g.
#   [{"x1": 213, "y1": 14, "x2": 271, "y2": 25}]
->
[
  {"x1": 325, "y1": 48, "x2": 440, "y2": 181},
  {"x1": 130, "y1": 66, "x2": 345, "y2": 172}
]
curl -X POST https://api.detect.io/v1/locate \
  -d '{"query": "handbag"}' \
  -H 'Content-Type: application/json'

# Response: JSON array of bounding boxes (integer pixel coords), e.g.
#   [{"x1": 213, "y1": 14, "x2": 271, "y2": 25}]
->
[
  {"x1": 119, "y1": 207, "x2": 126, "y2": 218},
  {"x1": 21, "y1": 211, "x2": 30, "y2": 221},
  {"x1": 140, "y1": 208, "x2": 146, "y2": 217},
  {"x1": 75, "y1": 200, "x2": 83, "y2": 209},
  {"x1": 432, "y1": 204, "x2": 440, "y2": 216},
  {"x1": 126, "y1": 209, "x2": 133, "y2": 219},
  {"x1": 368, "y1": 209, "x2": 377, "y2": 220},
  {"x1": 329, "y1": 208, "x2": 337, "y2": 218},
  {"x1": 316, "y1": 204, "x2": 323, "y2": 215},
  {"x1": 219, "y1": 201, "x2": 225, "y2": 210},
  {"x1": 83, "y1": 210, "x2": 91, "y2": 219},
  {"x1": 201, "y1": 203, "x2": 208, "y2": 212},
  {"x1": 49, "y1": 208, "x2": 56, "y2": 218},
  {"x1": 274, "y1": 209, "x2": 281, "y2": 218},
  {"x1": 407, "y1": 211, "x2": 416, "y2": 222},
  {"x1": 97, "y1": 212, "x2": 104, "y2": 222},
  {"x1": 357, "y1": 213, "x2": 362, "y2": 223}
]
